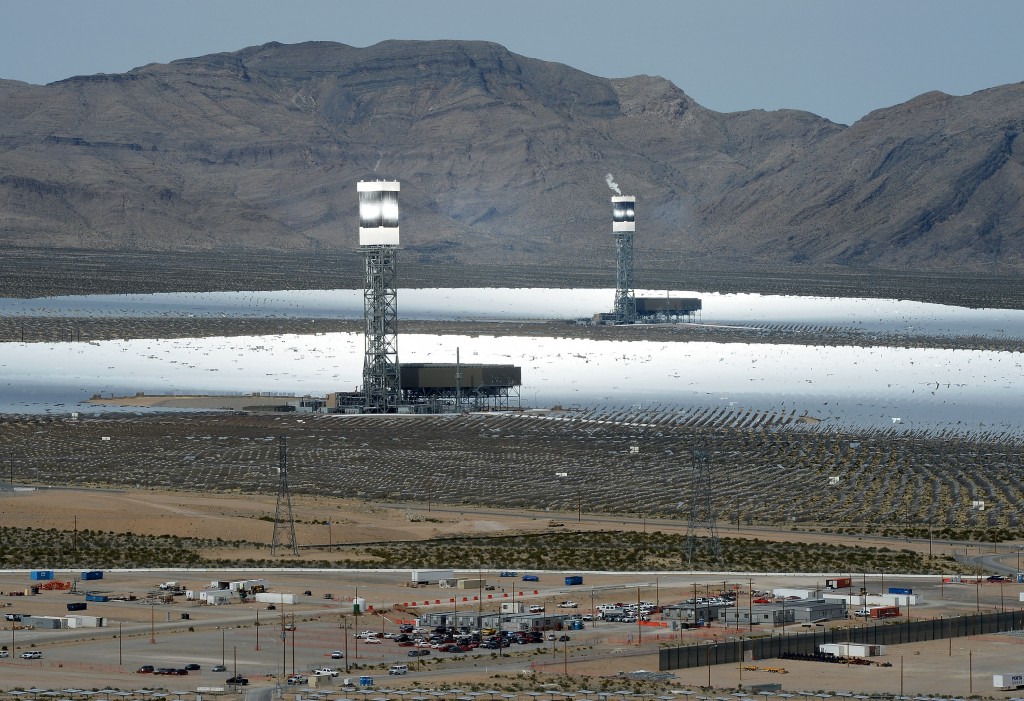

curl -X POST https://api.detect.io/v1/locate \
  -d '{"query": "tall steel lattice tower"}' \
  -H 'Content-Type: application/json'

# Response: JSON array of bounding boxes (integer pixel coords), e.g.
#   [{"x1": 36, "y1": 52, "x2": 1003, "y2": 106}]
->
[
  {"x1": 358, "y1": 181, "x2": 402, "y2": 413},
  {"x1": 271, "y1": 435, "x2": 299, "y2": 556},
  {"x1": 684, "y1": 446, "x2": 722, "y2": 568},
  {"x1": 612, "y1": 195, "x2": 637, "y2": 324}
]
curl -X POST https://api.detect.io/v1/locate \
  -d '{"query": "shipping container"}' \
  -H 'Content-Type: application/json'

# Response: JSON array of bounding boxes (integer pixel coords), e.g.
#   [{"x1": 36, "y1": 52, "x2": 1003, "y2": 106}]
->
[
  {"x1": 30, "y1": 570, "x2": 54, "y2": 581},
  {"x1": 80, "y1": 570, "x2": 103, "y2": 581},
  {"x1": 825, "y1": 577, "x2": 851, "y2": 589},
  {"x1": 564, "y1": 576, "x2": 584, "y2": 586},
  {"x1": 869, "y1": 605, "x2": 900, "y2": 619},
  {"x1": 888, "y1": 587, "x2": 913, "y2": 595},
  {"x1": 84, "y1": 593, "x2": 109, "y2": 602},
  {"x1": 456, "y1": 578, "x2": 486, "y2": 589},
  {"x1": 66, "y1": 602, "x2": 87, "y2": 611}
]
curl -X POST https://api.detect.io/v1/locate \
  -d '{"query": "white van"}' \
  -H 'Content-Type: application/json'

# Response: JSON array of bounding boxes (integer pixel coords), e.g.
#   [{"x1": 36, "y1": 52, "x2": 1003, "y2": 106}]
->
[{"x1": 388, "y1": 664, "x2": 408, "y2": 675}]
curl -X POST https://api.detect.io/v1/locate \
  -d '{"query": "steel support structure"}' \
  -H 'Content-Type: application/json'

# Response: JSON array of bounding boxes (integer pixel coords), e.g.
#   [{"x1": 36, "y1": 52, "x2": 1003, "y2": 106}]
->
[
  {"x1": 362, "y1": 245, "x2": 401, "y2": 413},
  {"x1": 614, "y1": 231, "x2": 636, "y2": 323},
  {"x1": 271, "y1": 435, "x2": 299, "y2": 556},
  {"x1": 684, "y1": 446, "x2": 722, "y2": 568}
]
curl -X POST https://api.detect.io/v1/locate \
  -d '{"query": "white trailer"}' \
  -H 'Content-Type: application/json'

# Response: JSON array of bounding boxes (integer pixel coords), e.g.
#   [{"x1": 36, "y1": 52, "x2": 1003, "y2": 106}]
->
[
  {"x1": 823, "y1": 593, "x2": 920, "y2": 606},
  {"x1": 199, "y1": 589, "x2": 233, "y2": 605},
  {"x1": 411, "y1": 569, "x2": 455, "y2": 585},
  {"x1": 254, "y1": 592, "x2": 298, "y2": 605},
  {"x1": 994, "y1": 672, "x2": 1024, "y2": 690},
  {"x1": 66, "y1": 615, "x2": 106, "y2": 628},
  {"x1": 820, "y1": 642, "x2": 886, "y2": 658}
]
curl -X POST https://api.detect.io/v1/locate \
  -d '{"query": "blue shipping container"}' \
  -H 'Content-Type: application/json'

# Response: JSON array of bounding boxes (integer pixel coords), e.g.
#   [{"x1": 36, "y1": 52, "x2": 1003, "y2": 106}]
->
[
  {"x1": 30, "y1": 570, "x2": 54, "y2": 581},
  {"x1": 66, "y1": 602, "x2": 87, "y2": 611},
  {"x1": 81, "y1": 571, "x2": 103, "y2": 581},
  {"x1": 888, "y1": 587, "x2": 913, "y2": 595},
  {"x1": 564, "y1": 576, "x2": 583, "y2": 586},
  {"x1": 85, "y1": 593, "x2": 109, "y2": 602}
]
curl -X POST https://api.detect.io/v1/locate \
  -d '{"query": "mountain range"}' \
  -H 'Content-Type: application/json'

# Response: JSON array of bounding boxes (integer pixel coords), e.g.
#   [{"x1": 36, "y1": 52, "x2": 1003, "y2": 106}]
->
[{"x1": 1, "y1": 40, "x2": 1022, "y2": 274}]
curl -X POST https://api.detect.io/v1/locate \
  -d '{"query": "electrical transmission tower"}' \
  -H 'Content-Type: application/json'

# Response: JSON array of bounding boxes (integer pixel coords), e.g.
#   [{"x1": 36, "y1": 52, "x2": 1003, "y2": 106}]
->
[
  {"x1": 684, "y1": 446, "x2": 722, "y2": 568},
  {"x1": 271, "y1": 435, "x2": 299, "y2": 556}
]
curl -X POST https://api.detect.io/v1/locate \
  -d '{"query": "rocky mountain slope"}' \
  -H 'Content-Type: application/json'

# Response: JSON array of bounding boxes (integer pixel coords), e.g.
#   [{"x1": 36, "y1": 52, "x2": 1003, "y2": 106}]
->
[{"x1": 1, "y1": 40, "x2": 1022, "y2": 273}]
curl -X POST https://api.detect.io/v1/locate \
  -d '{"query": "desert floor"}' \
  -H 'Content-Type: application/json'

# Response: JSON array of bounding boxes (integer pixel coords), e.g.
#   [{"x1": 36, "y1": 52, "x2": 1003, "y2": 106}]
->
[{"x1": 2, "y1": 487, "x2": 1023, "y2": 698}]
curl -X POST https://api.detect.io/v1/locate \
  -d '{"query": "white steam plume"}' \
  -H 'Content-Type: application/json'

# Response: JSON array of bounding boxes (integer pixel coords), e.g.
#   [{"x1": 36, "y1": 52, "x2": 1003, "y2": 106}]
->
[{"x1": 605, "y1": 173, "x2": 621, "y2": 195}]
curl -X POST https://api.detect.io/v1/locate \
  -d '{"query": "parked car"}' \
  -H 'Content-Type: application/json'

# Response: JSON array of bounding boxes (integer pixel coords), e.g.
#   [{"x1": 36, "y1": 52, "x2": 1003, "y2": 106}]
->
[
  {"x1": 184, "y1": 663, "x2": 201, "y2": 670},
  {"x1": 363, "y1": 636, "x2": 381, "y2": 644},
  {"x1": 287, "y1": 675, "x2": 308, "y2": 685},
  {"x1": 136, "y1": 665, "x2": 155, "y2": 674},
  {"x1": 557, "y1": 635, "x2": 571, "y2": 642},
  {"x1": 174, "y1": 669, "x2": 189, "y2": 675},
  {"x1": 212, "y1": 664, "x2": 227, "y2": 672},
  {"x1": 557, "y1": 601, "x2": 578, "y2": 608},
  {"x1": 331, "y1": 650, "x2": 345, "y2": 659},
  {"x1": 227, "y1": 676, "x2": 249, "y2": 686},
  {"x1": 988, "y1": 575, "x2": 1007, "y2": 582},
  {"x1": 20, "y1": 651, "x2": 42, "y2": 659},
  {"x1": 408, "y1": 648, "x2": 431, "y2": 657},
  {"x1": 284, "y1": 623, "x2": 297, "y2": 631},
  {"x1": 313, "y1": 667, "x2": 339, "y2": 677}
]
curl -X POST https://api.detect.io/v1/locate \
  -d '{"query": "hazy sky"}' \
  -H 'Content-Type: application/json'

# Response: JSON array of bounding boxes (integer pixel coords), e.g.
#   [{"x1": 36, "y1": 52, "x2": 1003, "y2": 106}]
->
[{"x1": 1, "y1": 0, "x2": 1021, "y2": 125}]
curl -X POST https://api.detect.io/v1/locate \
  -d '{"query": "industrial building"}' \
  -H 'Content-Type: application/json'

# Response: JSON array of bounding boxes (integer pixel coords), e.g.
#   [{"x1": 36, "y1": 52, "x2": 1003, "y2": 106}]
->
[
  {"x1": 326, "y1": 363, "x2": 521, "y2": 413},
  {"x1": 720, "y1": 598, "x2": 849, "y2": 627},
  {"x1": 401, "y1": 363, "x2": 521, "y2": 410},
  {"x1": 417, "y1": 609, "x2": 569, "y2": 632},
  {"x1": 662, "y1": 602, "x2": 728, "y2": 624}
]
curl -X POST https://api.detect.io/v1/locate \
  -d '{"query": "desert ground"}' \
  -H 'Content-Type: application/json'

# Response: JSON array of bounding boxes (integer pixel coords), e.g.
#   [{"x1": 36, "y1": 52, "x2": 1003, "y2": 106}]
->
[{"x1": 3, "y1": 487, "x2": 1024, "y2": 698}]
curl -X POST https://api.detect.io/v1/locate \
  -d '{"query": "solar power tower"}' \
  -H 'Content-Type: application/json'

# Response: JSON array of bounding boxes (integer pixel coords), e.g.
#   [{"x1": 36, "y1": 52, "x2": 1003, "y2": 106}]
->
[
  {"x1": 358, "y1": 181, "x2": 402, "y2": 413},
  {"x1": 612, "y1": 195, "x2": 637, "y2": 324}
]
